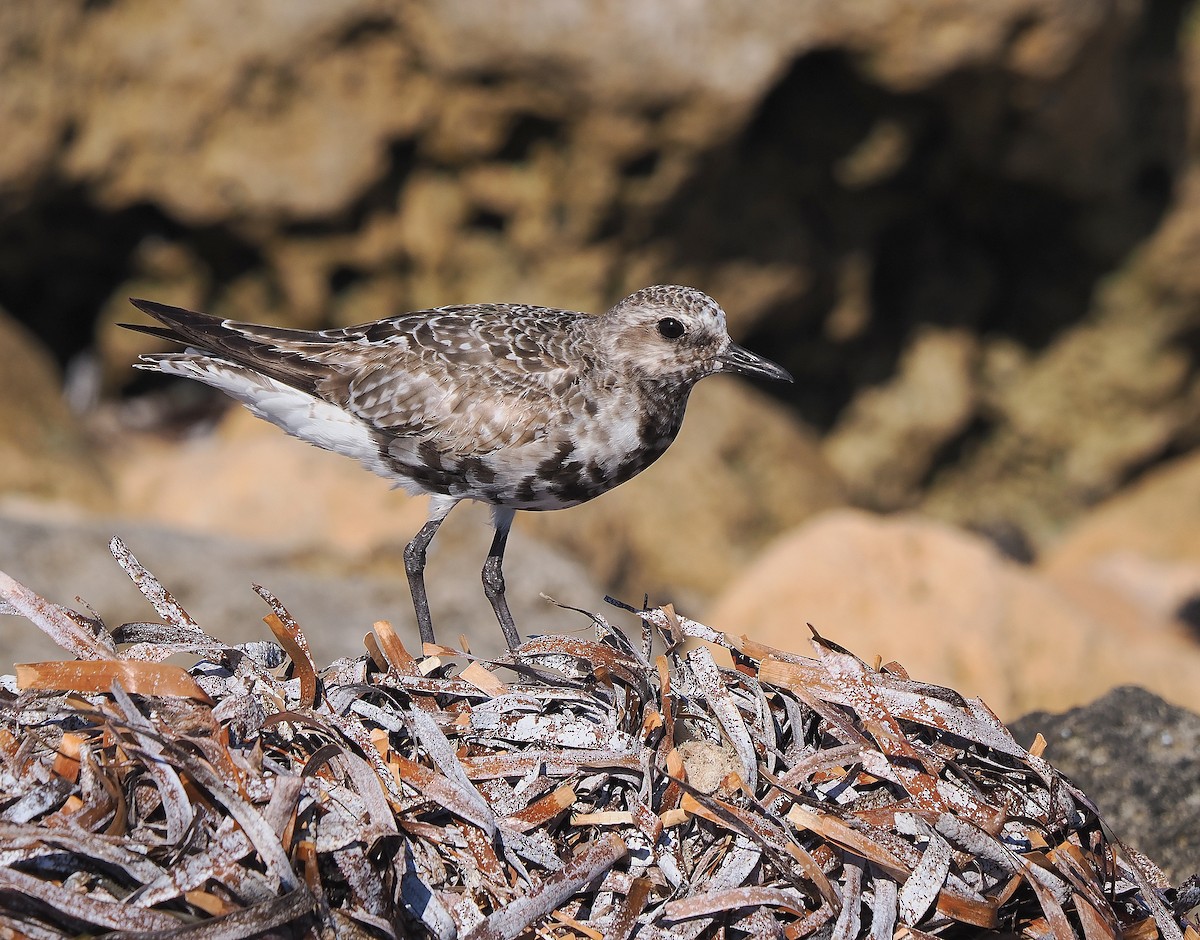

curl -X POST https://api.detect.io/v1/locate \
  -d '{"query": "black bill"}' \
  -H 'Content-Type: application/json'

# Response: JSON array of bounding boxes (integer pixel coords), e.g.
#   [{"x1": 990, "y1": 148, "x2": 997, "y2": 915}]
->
[{"x1": 717, "y1": 343, "x2": 793, "y2": 383}]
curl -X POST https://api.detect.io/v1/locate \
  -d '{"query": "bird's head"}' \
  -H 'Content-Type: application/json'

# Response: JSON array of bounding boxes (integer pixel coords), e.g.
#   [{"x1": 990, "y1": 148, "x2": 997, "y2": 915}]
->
[{"x1": 598, "y1": 285, "x2": 792, "y2": 387}]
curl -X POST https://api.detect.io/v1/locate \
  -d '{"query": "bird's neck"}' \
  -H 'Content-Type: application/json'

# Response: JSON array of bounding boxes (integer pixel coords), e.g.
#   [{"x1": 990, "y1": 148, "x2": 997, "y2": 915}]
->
[{"x1": 636, "y1": 374, "x2": 692, "y2": 437}]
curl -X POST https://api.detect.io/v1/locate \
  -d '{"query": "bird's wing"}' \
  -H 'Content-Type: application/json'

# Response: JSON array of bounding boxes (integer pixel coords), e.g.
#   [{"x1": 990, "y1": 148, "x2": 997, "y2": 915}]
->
[
  {"x1": 316, "y1": 306, "x2": 586, "y2": 454},
  {"x1": 126, "y1": 300, "x2": 586, "y2": 455}
]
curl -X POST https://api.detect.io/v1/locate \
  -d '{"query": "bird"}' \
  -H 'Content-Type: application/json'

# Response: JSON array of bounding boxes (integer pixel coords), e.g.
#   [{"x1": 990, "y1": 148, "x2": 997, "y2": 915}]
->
[{"x1": 122, "y1": 286, "x2": 792, "y2": 651}]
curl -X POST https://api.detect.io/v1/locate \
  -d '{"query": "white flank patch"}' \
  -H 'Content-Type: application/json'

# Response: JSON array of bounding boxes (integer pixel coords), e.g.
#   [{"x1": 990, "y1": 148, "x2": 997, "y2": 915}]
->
[
  {"x1": 571, "y1": 399, "x2": 643, "y2": 472},
  {"x1": 151, "y1": 356, "x2": 394, "y2": 479}
]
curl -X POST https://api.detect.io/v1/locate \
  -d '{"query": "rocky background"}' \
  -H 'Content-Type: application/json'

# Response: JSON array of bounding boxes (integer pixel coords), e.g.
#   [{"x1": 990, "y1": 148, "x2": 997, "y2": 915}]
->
[{"x1": 2, "y1": 0, "x2": 1200, "y2": 879}]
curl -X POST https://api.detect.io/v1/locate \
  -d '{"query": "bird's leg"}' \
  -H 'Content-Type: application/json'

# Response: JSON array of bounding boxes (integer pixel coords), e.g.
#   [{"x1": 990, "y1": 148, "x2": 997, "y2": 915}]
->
[
  {"x1": 404, "y1": 519, "x2": 444, "y2": 646},
  {"x1": 404, "y1": 498, "x2": 457, "y2": 647},
  {"x1": 482, "y1": 508, "x2": 521, "y2": 650}
]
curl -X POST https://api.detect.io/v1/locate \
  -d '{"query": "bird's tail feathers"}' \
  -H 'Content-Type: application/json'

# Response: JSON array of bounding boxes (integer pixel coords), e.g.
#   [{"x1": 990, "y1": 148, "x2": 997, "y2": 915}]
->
[{"x1": 124, "y1": 299, "x2": 327, "y2": 396}]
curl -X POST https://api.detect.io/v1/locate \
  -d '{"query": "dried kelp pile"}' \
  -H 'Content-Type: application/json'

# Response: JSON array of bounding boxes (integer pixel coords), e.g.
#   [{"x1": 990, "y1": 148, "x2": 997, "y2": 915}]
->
[{"x1": 0, "y1": 539, "x2": 1195, "y2": 939}]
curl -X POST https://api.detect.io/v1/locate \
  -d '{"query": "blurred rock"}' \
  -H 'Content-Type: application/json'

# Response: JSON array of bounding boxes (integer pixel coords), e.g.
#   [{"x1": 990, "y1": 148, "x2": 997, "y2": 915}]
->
[
  {"x1": 1044, "y1": 449, "x2": 1200, "y2": 571},
  {"x1": 418, "y1": 0, "x2": 1143, "y2": 123},
  {"x1": 6, "y1": 1, "x2": 1118, "y2": 220},
  {"x1": 1037, "y1": 450, "x2": 1200, "y2": 637},
  {"x1": 0, "y1": 501, "x2": 603, "y2": 666},
  {"x1": 95, "y1": 239, "x2": 209, "y2": 392},
  {"x1": 3, "y1": 0, "x2": 1175, "y2": 346},
  {"x1": 922, "y1": 275, "x2": 1197, "y2": 545},
  {"x1": 20, "y1": 3, "x2": 428, "y2": 225},
  {"x1": 708, "y1": 509, "x2": 1200, "y2": 719},
  {"x1": 1145, "y1": 172, "x2": 1200, "y2": 299},
  {"x1": 525, "y1": 377, "x2": 844, "y2": 610},
  {"x1": 824, "y1": 327, "x2": 977, "y2": 510},
  {"x1": 1009, "y1": 686, "x2": 1200, "y2": 888},
  {"x1": 106, "y1": 406, "x2": 431, "y2": 559},
  {"x1": 0, "y1": 310, "x2": 110, "y2": 509}
]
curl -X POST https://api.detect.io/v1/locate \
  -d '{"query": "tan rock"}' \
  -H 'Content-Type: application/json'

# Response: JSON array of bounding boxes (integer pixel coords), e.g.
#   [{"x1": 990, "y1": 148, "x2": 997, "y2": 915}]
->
[
  {"x1": 55, "y1": 1, "x2": 429, "y2": 224},
  {"x1": 0, "y1": 310, "x2": 110, "y2": 509},
  {"x1": 1143, "y1": 174, "x2": 1200, "y2": 298},
  {"x1": 417, "y1": 0, "x2": 1115, "y2": 109},
  {"x1": 824, "y1": 327, "x2": 978, "y2": 510},
  {"x1": 1044, "y1": 450, "x2": 1200, "y2": 570},
  {"x1": 707, "y1": 509, "x2": 1200, "y2": 719},
  {"x1": 95, "y1": 240, "x2": 210, "y2": 392},
  {"x1": 1040, "y1": 451, "x2": 1200, "y2": 635},
  {"x1": 525, "y1": 377, "x2": 844, "y2": 610},
  {"x1": 0, "y1": 4, "x2": 83, "y2": 204},
  {"x1": 923, "y1": 298, "x2": 1193, "y2": 545},
  {"x1": 108, "y1": 407, "x2": 429, "y2": 557}
]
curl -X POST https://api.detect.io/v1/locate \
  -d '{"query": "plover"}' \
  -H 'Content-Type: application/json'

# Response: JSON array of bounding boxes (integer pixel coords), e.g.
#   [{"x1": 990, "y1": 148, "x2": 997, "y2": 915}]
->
[{"x1": 124, "y1": 286, "x2": 791, "y2": 650}]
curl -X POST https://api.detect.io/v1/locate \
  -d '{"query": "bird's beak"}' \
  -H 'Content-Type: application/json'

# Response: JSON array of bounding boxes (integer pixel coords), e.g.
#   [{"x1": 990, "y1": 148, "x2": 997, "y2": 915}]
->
[{"x1": 717, "y1": 343, "x2": 793, "y2": 383}]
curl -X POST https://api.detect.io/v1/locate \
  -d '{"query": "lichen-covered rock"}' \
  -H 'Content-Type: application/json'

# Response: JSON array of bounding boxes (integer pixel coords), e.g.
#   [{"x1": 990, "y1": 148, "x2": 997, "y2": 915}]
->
[{"x1": 1009, "y1": 686, "x2": 1200, "y2": 887}]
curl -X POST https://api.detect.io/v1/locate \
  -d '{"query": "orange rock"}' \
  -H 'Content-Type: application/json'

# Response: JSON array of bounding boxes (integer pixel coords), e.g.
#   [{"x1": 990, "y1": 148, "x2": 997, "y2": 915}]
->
[
  {"x1": 1040, "y1": 450, "x2": 1200, "y2": 638},
  {"x1": 707, "y1": 509, "x2": 1200, "y2": 719},
  {"x1": 1042, "y1": 449, "x2": 1200, "y2": 569},
  {"x1": 108, "y1": 407, "x2": 429, "y2": 557}
]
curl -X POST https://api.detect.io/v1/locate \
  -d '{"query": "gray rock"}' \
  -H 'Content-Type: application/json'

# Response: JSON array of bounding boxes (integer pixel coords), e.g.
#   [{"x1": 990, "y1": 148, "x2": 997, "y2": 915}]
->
[
  {"x1": 1009, "y1": 686, "x2": 1200, "y2": 887},
  {"x1": 0, "y1": 505, "x2": 606, "y2": 668}
]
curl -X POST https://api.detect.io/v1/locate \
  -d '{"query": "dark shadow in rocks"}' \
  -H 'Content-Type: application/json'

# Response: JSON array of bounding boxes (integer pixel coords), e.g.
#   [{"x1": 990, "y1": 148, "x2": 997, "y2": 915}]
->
[
  {"x1": 467, "y1": 207, "x2": 509, "y2": 233},
  {"x1": 496, "y1": 113, "x2": 562, "y2": 164},
  {"x1": 0, "y1": 183, "x2": 262, "y2": 367},
  {"x1": 1177, "y1": 595, "x2": 1200, "y2": 642},
  {"x1": 329, "y1": 264, "x2": 369, "y2": 297},
  {"x1": 645, "y1": 10, "x2": 1187, "y2": 430}
]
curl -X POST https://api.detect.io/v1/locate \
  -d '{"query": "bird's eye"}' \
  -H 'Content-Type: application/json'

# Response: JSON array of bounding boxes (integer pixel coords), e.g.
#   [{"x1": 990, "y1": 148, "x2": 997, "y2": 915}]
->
[{"x1": 657, "y1": 317, "x2": 685, "y2": 340}]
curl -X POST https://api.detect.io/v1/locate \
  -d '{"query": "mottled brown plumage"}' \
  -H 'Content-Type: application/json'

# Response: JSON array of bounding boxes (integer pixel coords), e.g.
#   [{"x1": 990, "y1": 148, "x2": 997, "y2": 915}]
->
[{"x1": 124, "y1": 286, "x2": 791, "y2": 649}]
